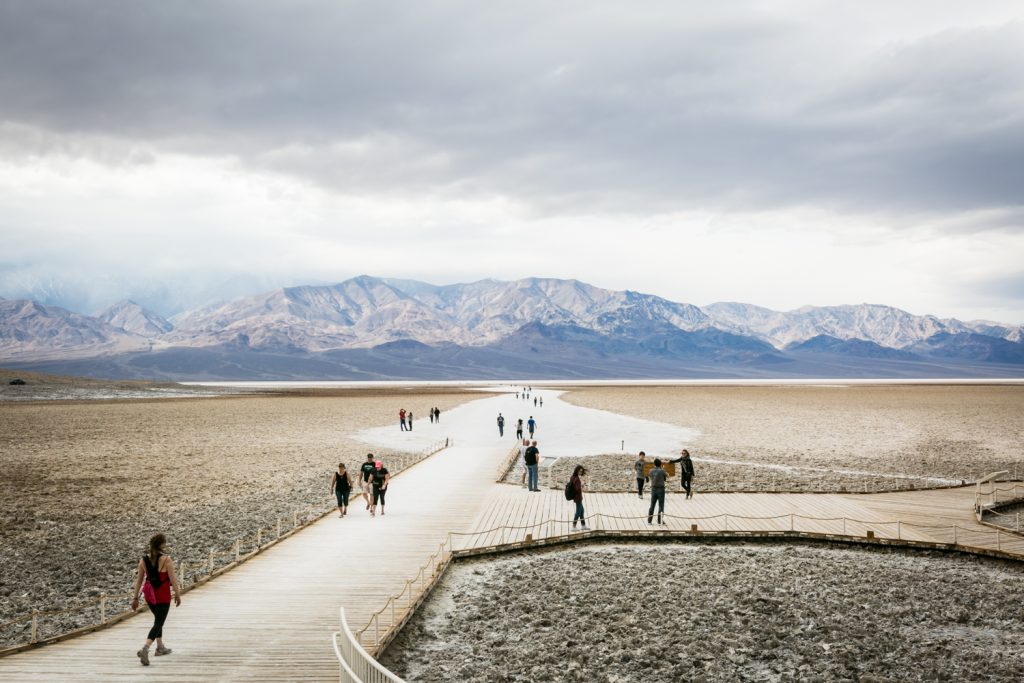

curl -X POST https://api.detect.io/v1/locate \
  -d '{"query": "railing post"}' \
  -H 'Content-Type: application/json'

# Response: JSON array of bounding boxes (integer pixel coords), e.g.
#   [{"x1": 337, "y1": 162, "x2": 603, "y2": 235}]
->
[
  {"x1": 30, "y1": 609, "x2": 38, "y2": 643},
  {"x1": 209, "y1": 548, "x2": 215, "y2": 572},
  {"x1": 293, "y1": 511, "x2": 298, "y2": 528},
  {"x1": 897, "y1": 521, "x2": 901, "y2": 540},
  {"x1": 277, "y1": 518, "x2": 282, "y2": 538},
  {"x1": 235, "y1": 539, "x2": 241, "y2": 563},
  {"x1": 953, "y1": 525, "x2": 958, "y2": 545},
  {"x1": 257, "y1": 528, "x2": 262, "y2": 547},
  {"x1": 724, "y1": 515, "x2": 729, "y2": 531},
  {"x1": 842, "y1": 517, "x2": 847, "y2": 535},
  {"x1": 1017, "y1": 512, "x2": 1020, "y2": 533},
  {"x1": 99, "y1": 592, "x2": 107, "y2": 624},
  {"x1": 997, "y1": 530, "x2": 1001, "y2": 551},
  {"x1": 789, "y1": 514, "x2": 794, "y2": 532},
  {"x1": 374, "y1": 613, "x2": 380, "y2": 649}
]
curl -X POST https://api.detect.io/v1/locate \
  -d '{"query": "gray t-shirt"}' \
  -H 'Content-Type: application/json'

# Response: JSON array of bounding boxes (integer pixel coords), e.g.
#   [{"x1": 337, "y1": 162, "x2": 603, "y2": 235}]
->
[
  {"x1": 648, "y1": 467, "x2": 668, "y2": 489},
  {"x1": 635, "y1": 460, "x2": 645, "y2": 478}
]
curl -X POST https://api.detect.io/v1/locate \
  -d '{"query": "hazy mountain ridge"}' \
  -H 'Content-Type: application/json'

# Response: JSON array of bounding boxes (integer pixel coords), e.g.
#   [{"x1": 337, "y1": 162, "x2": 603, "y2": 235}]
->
[{"x1": 1, "y1": 276, "x2": 1022, "y2": 378}]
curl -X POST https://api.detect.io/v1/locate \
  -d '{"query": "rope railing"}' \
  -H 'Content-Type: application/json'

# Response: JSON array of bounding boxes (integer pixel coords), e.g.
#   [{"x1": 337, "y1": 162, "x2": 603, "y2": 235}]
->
[
  {"x1": 975, "y1": 481, "x2": 1024, "y2": 511},
  {"x1": 332, "y1": 507, "x2": 1024, "y2": 681},
  {"x1": 0, "y1": 438, "x2": 454, "y2": 656}
]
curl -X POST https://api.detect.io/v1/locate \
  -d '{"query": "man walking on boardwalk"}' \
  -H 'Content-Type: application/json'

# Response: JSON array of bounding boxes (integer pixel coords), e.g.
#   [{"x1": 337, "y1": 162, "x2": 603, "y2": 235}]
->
[
  {"x1": 647, "y1": 458, "x2": 667, "y2": 525},
  {"x1": 669, "y1": 449, "x2": 695, "y2": 499},
  {"x1": 524, "y1": 440, "x2": 540, "y2": 491},
  {"x1": 527, "y1": 416, "x2": 536, "y2": 438},
  {"x1": 635, "y1": 451, "x2": 648, "y2": 499},
  {"x1": 497, "y1": 413, "x2": 505, "y2": 437},
  {"x1": 399, "y1": 408, "x2": 407, "y2": 431}
]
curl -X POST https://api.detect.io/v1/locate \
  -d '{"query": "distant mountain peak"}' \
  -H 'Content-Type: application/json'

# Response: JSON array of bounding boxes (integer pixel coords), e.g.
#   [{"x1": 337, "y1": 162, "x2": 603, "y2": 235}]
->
[{"x1": 98, "y1": 300, "x2": 173, "y2": 337}]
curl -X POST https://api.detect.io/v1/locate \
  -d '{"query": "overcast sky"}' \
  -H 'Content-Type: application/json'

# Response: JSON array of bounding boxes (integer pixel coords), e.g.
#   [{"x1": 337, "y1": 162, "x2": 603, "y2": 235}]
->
[{"x1": 1, "y1": 1, "x2": 1022, "y2": 322}]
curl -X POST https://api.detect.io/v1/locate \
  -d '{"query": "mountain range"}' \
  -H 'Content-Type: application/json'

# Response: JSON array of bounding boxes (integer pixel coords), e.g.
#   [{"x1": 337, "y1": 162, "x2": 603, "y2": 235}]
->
[{"x1": 1, "y1": 276, "x2": 1022, "y2": 380}]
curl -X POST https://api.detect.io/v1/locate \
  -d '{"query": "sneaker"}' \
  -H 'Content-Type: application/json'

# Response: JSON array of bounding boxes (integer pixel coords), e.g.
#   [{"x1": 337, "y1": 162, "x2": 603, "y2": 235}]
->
[
  {"x1": 137, "y1": 648, "x2": 150, "y2": 666},
  {"x1": 647, "y1": 520, "x2": 653, "y2": 526},
  {"x1": 155, "y1": 646, "x2": 172, "y2": 656}
]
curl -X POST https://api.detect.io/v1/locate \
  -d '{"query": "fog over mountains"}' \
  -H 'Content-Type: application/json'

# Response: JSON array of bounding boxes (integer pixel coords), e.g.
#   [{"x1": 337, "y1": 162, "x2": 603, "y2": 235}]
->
[{"x1": 2, "y1": 276, "x2": 1022, "y2": 380}]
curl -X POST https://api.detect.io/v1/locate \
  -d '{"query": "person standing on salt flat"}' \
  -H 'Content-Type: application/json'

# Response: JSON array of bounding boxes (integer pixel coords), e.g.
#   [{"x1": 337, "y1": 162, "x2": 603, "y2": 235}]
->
[
  {"x1": 408, "y1": 410, "x2": 413, "y2": 431},
  {"x1": 570, "y1": 465, "x2": 588, "y2": 531},
  {"x1": 669, "y1": 449, "x2": 696, "y2": 499},
  {"x1": 534, "y1": 397, "x2": 537, "y2": 407},
  {"x1": 497, "y1": 413, "x2": 505, "y2": 437},
  {"x1": 635, "y1": 451, "x2": 648, "y2": 499},
  {"x1": 539, "y1": 397, "x2": 543, "y2": 407},
  {"x1": 399, "y1": 408, "x2": 407, "y2": 431},
  {"x1": 516, "y1": 418, "x2": 524, "y2": 440},
  {"x1": 647, "y1": 459, "x2": 668, "y2": 525},
  {"x1": 527, "y1": 415, "x2": 537, "y2": 438},
  {"x1": 429, "y1": 408, "x2": 434, "y2": 424},
  {"x1": 433, "y1": 406, "x2": 440, "y2": 423}
]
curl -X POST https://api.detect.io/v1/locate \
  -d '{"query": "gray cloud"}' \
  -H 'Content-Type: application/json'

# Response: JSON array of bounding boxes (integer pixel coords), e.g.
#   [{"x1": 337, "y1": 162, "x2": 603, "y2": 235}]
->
[{"x1": 2, "y1": 1, "x2": 1022, "y2": 219}]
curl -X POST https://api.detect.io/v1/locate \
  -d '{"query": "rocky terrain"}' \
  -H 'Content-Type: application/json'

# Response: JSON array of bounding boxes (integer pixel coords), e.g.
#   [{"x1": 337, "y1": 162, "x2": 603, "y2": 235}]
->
[
  {"x1": 383, "y1": 542, "x2": 1024, "y2": 682},
  {"x1": 548, "y1": 385, "x2": 1024, "y2": 492},
  {"x1": 0, "y1": 389, "x2": 479, "y2": 647}
]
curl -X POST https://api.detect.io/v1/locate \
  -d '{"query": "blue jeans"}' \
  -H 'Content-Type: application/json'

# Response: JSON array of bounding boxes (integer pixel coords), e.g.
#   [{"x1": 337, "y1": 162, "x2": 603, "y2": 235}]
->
[
  {"x1": 573, "y1": 500, "x2": 585, "y2": 525},
  {"x1": 648, "y1": 487, "x2": 665, "y2": 523},
  {"x1": 527, "y1": 464, "x2": 539, "y2": 490}
]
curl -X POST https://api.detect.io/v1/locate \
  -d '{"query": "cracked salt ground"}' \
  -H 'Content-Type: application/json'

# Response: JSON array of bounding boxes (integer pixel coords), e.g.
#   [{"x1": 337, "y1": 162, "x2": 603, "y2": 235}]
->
[{"x1": 381, "y1": 543, "x2": 1024, "y2": 682}]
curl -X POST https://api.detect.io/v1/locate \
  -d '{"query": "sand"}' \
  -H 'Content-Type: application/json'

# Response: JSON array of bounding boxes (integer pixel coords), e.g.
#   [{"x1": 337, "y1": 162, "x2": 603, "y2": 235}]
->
[
  {"x1": 382, "y1": 542, "x2": 1024, "y2": 682},
  {"x1": 555, "y1": 385, "x2": 1024, "y2": 492},
  {"x1": 0, "y1": 389, "x2": 481, "y2": 645}
]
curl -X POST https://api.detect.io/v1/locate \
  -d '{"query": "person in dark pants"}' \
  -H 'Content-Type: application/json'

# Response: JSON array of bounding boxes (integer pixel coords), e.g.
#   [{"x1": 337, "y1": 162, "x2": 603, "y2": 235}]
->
[
  {"x1": 433, "y1": 407, "x2": 440, "y2": 423},
  {"x1": 516, "y1": 418, "x2": 524, "y2": 440},
  {"x1": 497, "y1": 413, "x2": 505, "y2": 436},
  {"x1": 330, "y1": 463, "x2": 352, "y2": 517},
  {"x1": 360, "y1": 453, "x2": 376, "y2": 510},
  {"x1": 570, "y1": 465, "x2": 587, "y2": 531},
  {"x1": 131, "y1": 533, "x2": 182, "y2": 665},
  {"x1": 669, "y1": 449, "x2": 695, "y2": 499},
  {"x1": 634, "y1": 451, "x2": 647, "y2": 499},
  {"x1": 399, "y1": 408, "x2": 407, "y2": 431},
  {"x1": 527, "y1": 416, "x2": 536, "y2": 437},
  {"x1": 647, "y1": 459, "x2": 667, "y2": 525},
  {"x1": 370, "y1": 460, "x2": 390, "y2": 517},
  {"x1": 524, "y1": 440, "x2": 540, "y2": 491}
]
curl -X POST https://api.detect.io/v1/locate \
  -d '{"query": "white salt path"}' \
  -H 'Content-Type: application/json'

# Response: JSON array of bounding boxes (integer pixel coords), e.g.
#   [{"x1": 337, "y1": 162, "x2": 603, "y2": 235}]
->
[
  {"x1": 1, "y1": 389, "x2": 1020, "y2": 682},
  {"x1": 355, "y1": 387, "x2": 699, "y2": 459}
]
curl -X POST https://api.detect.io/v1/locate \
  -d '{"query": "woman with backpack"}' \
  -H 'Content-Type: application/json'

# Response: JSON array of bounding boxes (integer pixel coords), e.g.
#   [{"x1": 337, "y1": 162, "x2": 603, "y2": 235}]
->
[
  {"x1": 569, "y1": 465, "x2": 588, "y2": 531},
  {"x1": 131, "y1": 533, "x2": 182, "y2": 666}
]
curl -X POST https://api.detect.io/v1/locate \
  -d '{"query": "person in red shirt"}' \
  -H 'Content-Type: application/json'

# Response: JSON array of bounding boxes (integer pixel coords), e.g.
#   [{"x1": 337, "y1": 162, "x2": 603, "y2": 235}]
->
[{"x1": 131, "y1": 533, "x2": 182, "y2": 666}]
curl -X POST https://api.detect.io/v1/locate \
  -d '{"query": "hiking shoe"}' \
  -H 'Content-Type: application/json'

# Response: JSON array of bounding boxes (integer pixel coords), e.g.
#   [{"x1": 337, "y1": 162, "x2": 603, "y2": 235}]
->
[
  {"x1": 137, "y1": 648, "x2": 150, "y2": 666},
  {"x1": 155, "y1": 646, "x2": 172, "y2": 656}
]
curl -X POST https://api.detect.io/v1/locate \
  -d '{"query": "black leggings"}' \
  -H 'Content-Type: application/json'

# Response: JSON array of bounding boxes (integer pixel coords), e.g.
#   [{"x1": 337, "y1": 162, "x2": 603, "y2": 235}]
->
[
  {"x1": 682, "y1": 475, "x2": 692, "y2": 496},
  {"x1": 147, "y1": 602, "x2": 170, "y2": 640},
  {"x1": 335, "y1": 489, "x2": 350, "y2": 507},
  {"x1": 373, "y1": 486, "x2": 386, "y2": 506}
]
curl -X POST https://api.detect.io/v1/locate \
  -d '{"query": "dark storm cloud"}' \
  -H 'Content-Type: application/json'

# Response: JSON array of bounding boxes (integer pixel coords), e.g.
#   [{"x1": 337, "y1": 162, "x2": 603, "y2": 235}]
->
[{"x1": 1, "y1": 1, "x2": 1022, "y2": 219}]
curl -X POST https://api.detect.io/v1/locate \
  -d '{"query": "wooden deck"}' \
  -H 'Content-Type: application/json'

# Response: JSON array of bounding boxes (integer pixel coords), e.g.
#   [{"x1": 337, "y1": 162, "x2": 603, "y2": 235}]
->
[{"x1": 2, "y1": 389, "x2": 1022, "y2": 681}]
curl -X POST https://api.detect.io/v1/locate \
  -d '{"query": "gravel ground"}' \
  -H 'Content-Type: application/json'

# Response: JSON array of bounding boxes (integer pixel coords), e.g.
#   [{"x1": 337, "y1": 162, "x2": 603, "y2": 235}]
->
[
  {"x1": 0, "y1": 390, "x2": 478, "y2": 647},
  {"x1": 382, "y1": 542, "x2": 1024, "y2": 682},
  {"x1": 553, "y1": 385, "x2": 1024, "y2": 492}
]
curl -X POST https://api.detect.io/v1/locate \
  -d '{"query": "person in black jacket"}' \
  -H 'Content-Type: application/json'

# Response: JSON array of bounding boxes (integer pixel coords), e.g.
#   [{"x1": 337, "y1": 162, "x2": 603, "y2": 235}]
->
[{"x1": 669, "y1": 449, "x2": 695, "y2": 499}]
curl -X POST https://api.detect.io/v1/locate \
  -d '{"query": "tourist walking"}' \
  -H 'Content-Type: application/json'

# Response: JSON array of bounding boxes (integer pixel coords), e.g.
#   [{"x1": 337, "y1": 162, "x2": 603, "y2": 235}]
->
[
  {"x1": 527, "y1": 416, "x2": 536, "y2": 437},
  {"x1": 525, "y1": 439, "x2": 540, "y2": 491},
  {"x1": 519, "y1": 438, "x2": 530, "y2": 487},
  {"x1": 433, "y1": 407, "x2": 440, "y2": 423},
  {"x1": 399, "y1": 408, "x2": 407, "y2": 431},
  {"x1": 497, "y1": 413, "x2": 505, "y2": 437},
  {"x1": 330, "y1": 463, "x2": 352, "y2": 517},
  {"x1": 647, "y1": 459, "x2": 667, "y2": 525},
  {"x1": 369, "y1": 460, "x2": 390, "y2": 516},
  {"x1": 635, "y1": 451, "x2": 647, "y2": 499},
  {"x1": 360, "y1": 454, "x2": 376, "y2": 509},
  {"x1": 131, "y1": 533, "x2": 182, "y2": 666},
  {"x1": 516, "y1": 418, "x2": 524, "y2": 440},
  {"x1": 534, "y1": 397, "x2": 537, "y2": 407},
  {"x1": 539, "y1": 397, "x2": 543, "y2": 407},
  {"x1": 429, "y1": 408, "x2": 435, "y2": 424},
  {"x1": 408, "y1": 410, "x2": 413, "y2": 431},
  {"x1": 669, "y1": 449, "x2": 696, "y2": 499},
  {"x1": 570, "y1": 465, "x2": 587, "y2": 531}
]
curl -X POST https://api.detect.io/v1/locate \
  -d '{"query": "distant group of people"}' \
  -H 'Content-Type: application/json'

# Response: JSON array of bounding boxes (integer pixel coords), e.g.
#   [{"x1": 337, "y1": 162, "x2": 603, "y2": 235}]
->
[
  {"x1": 514, "y1": 386, "x2": 543, "y2": 408},
  {"x1": 399, "y1": 407, "x2": 441, "y2": 430},
  {"x1": 330, "y1": 454, "x2": 390, "y2": 518},
  {"x1": 498, "y1": 413, "x2": 536, "y2": 439}
]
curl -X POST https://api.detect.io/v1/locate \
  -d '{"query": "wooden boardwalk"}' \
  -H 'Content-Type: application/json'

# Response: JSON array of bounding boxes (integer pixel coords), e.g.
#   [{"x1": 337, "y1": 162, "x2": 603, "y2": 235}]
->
[{"x1": 2, "y1": 390, "x2": 1022, "y2": 681}]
